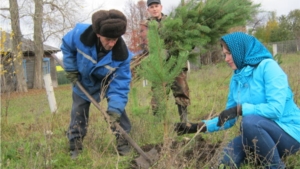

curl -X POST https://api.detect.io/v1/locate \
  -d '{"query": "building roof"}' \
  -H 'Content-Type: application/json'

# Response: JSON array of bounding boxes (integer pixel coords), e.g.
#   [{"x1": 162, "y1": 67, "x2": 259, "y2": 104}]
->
[{"x1": 0, "y1": 31, "x2": 60, "y2": 54}]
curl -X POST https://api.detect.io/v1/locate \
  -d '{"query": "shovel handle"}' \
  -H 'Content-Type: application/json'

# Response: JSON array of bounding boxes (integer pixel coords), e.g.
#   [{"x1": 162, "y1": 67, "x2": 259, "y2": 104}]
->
[
  {"x1": 52, "y1": 54, "x2": 153, "y2": 164},
  {"x1": 76, "y1": 82, "x2": 153, "y2": 163}
]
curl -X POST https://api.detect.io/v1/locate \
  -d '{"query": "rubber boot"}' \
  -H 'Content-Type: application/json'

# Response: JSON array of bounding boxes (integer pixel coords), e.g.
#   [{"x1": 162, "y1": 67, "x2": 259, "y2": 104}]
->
[
  {"x1": 69, "y1": 138, "x2": 83, "y2": 159},
  {"x1": 177, "y1": 105, "x2": 188, "y2": 123},
  {"x1": 116, "y1": 134, "x2": 131, "y2": 156}
]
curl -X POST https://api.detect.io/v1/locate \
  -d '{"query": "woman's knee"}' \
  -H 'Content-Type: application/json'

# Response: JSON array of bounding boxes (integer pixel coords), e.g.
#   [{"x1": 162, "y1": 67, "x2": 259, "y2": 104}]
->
[
  {"x1": 240, "y1": 115, "x2": 266, "y2": 142},
  {"x1": 241, "y1": 115, "x2": 259, "y2": 129},
  {"x1": 241, "y1": 115, "x2": 273, "y2": 133}
]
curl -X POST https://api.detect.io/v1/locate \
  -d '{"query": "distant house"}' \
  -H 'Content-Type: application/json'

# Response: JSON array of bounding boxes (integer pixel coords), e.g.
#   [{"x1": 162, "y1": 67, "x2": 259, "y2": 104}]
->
[{"x1": 0, "y1": 31, "x2": 61, "y2": 92}]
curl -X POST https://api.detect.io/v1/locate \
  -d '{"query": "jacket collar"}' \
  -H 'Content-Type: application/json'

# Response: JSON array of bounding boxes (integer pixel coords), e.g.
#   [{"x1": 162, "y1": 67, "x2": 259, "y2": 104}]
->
[
  {"x1": 147, "y1": 13, "x2": 166, "y2": 22},
  {"x1": 80, "y1": 25, "x2": 129, "y2": 61},
  {"x1": 232, "y1": 66, "x2": 255, "y2": 87}
]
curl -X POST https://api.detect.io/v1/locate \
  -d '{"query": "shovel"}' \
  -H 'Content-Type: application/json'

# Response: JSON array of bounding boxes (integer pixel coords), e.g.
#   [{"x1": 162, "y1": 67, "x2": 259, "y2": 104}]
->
[{"x1": 53, "y1": 55, "x2": 158, "y2": 168}]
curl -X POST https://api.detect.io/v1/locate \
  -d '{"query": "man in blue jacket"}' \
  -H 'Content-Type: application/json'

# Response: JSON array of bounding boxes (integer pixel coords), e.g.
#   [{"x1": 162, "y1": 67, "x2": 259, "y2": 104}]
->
[{"x1": 61, "y1": 9, "x2": 133, "y2": 158}]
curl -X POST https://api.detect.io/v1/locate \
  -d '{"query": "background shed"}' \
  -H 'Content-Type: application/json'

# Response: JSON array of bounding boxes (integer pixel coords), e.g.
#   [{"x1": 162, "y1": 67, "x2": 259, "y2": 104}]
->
[{"x1": 0, "y1": 31, "x2": 61, "y2": 91}]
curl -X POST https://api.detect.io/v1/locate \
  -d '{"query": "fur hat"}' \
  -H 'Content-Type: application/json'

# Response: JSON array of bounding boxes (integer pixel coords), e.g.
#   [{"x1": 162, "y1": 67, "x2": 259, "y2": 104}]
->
[{"x1": 92, "y1": 9, "x2": 127, "y2": 38}]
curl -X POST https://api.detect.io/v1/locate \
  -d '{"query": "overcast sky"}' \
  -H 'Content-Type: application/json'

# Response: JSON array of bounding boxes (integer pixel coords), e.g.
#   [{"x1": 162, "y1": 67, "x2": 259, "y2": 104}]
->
[
  {"x1": 1, "y1": 0, "x2": 299, "y2": 48},
  {"x1": 88, "y1": 0, "x2": 300, "y2": 17},
  {"x1": 55, "y1": 0, "x2": 300, "y2": 49}
]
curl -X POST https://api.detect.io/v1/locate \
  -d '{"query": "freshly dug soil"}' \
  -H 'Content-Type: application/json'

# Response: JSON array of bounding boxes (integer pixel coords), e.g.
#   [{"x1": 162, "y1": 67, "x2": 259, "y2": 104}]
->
[{"x1": 131, "y1": 135, "x2": 222, "y2": 168}]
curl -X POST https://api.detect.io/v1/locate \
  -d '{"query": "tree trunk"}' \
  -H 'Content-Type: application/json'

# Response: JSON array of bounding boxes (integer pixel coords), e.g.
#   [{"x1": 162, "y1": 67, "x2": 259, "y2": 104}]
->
[
  {"x1": 9, "y1": 0, "x2": 28, "y2": 92},
  {"x1": 33, "y1": 0, "x2": 44, "y2": 89}
]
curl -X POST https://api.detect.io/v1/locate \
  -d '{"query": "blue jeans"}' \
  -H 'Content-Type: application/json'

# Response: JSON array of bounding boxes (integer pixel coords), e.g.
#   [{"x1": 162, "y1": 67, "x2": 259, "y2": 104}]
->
[{"x1": 221, "y1": 115, "x2": 300, "y2": 169}]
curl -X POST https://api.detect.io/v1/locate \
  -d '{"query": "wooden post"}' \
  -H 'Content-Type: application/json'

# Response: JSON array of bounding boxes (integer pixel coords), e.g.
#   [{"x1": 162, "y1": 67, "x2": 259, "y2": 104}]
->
[
  {"x1": 43, "y1": 73, "x2": 57, "y2": 113},
  {"x1": 272, "y1": 44, "x2": 278, "y2": 56},
  {"x1": 187, "y1": 60, "x2": 191, "y2": 74},
  {"x1": 142, "y1": 79, "x2": 148, "y2": 87}
]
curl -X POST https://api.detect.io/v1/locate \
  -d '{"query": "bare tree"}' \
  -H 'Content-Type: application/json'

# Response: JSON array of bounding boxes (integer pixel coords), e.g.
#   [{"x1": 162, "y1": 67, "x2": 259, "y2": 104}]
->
[
  {"x1": 8, "y1": 0, "x2": 28, "y2": 92},
  {"x1": 40, "y1": 0, "x2": 90, "y2": 44},
  {"x1": 124, "y1": 0, "x2": 148, "y2": 53},
  {"x1": 33, "y1": 0, "x2": 44, "y2": 89},
  {"x1": 247, "y1": 14, "x2": 268, "y2": 35},
  {"x1": 31, "y1": 0, "x2": 90, "y2": 89},
  {"x1": 2, "y1": 0, "x2": 101, "y2": 91}
]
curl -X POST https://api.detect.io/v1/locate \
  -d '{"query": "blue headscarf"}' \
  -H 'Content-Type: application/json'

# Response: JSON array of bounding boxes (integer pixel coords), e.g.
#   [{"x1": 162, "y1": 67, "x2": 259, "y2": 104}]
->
[{"x1": 221, "y1": 32, "x2": 273, "y2": 73}]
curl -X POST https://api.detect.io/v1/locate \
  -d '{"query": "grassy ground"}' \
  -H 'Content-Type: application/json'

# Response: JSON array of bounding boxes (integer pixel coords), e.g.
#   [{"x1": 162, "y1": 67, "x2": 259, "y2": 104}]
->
[{"x1": 1, "y1": 53, "x2": 300, "y2": 169}]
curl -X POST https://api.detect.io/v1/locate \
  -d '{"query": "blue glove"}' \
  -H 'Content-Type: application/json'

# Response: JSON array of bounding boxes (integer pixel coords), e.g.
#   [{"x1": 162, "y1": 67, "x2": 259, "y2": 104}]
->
[{"x1": 202, "y1": 117, "x2": 236, "y2": 133}]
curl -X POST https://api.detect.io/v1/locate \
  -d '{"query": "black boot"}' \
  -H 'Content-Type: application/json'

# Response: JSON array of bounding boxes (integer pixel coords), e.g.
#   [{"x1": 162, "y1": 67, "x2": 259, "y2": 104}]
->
[
  {"x1": 116, "y1": 134, "x2": 131, "y2": 156},
  {"x1": 69, "y1": 138, "x2": 83, "y2": 159}
]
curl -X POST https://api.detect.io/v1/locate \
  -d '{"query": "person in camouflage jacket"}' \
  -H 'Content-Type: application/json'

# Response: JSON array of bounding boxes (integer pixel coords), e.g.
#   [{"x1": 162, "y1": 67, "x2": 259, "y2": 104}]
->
[{"x1": 141, "y1": 0, "x2": 190, "y2": 122}]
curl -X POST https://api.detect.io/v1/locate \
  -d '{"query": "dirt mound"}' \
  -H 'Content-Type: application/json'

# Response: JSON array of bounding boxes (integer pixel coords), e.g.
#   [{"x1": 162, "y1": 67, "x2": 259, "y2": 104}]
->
[{"x1": 131, "y1": 135, "x2": 221, "y2": 168}]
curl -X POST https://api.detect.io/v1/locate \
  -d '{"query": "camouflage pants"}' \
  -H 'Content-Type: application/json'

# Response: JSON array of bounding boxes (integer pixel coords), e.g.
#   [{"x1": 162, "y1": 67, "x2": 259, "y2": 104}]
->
[
  {"x1": 170, "y1": 68, "x2": 190, "y2": 106},
  {"x1": 151, "y1": 67, "x2": 190, "y2": 114}
]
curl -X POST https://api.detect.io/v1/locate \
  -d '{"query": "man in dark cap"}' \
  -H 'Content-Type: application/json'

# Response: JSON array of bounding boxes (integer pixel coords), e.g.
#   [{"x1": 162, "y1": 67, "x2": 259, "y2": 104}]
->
[
  {"x1": 147, "y1": 0, "x2": 165, "y2": 22},
  {"x1": 143, "y1": 0, "x2": 191, "y2": 123},
  {"x1": 61, "y1": 9, "x2": 133, "y2": 159}
]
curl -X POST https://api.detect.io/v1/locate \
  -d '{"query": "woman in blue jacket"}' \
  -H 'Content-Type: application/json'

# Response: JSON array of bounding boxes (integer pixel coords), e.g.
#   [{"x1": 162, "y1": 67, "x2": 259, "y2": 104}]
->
[
  {"x1": 61, "y1": 9, "x2": 133, "y2": 158},
  {"x1": 175, "y1": 32, "x2": 300, "y2": 168}
]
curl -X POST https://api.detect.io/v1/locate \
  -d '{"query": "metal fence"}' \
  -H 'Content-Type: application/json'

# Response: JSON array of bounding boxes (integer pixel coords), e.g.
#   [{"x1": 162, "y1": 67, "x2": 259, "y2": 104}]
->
[{"x1": 267, "y1": 39, "x2": 300, "y2": 54}]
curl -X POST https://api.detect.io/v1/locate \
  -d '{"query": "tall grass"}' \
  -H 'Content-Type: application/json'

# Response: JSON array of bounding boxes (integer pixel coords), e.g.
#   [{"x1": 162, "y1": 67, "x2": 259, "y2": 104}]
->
[{"x1": 1, "y1": 53, "x2": 299, "y2": 169}]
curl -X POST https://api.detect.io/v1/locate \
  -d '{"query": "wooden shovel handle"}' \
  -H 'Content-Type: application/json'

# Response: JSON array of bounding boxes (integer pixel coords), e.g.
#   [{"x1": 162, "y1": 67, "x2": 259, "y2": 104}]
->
[
  {"x1": 53, "y1": 54, "x2": 153, "y2": 164},
  {"x1": 75, "y1": 82, "x2": 153, "y2": 163}
]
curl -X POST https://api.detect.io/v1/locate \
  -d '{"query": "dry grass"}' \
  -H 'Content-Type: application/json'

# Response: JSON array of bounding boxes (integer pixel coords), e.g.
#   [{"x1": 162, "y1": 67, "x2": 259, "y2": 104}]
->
[{"x1": 1, "y1": 53, "x2": 300, "y2": 169}]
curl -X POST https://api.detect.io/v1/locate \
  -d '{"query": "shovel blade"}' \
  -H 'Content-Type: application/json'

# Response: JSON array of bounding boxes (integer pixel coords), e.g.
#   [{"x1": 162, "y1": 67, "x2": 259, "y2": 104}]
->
[{"x1": 134, "y1": 148, "x2": 159, "y2": 169}]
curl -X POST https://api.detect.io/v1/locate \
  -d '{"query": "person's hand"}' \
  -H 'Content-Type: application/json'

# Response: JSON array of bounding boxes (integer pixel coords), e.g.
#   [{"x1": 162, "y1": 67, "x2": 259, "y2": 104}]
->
[
  {"x1": 66, "y1": 71, "x2": 79, "y2": 84},
  {"x1": 203, "y1": 117, "x2": 236, "y2": 132},
  {"x1": 174, "y1": 122, "x2": 206, "y2": 135},
  {"x1": 107, "y1": 111, "x2": 121, "y2": 127},
  {"x1": 217, "y1": 106, "x2": 242, "y2": 126}
]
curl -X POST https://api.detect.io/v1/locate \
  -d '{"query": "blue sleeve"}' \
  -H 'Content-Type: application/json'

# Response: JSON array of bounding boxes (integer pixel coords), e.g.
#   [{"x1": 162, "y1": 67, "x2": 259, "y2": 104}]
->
[
  {"x1": 225, "y1": 76, "x2": 237, "y2": 109},
  {"x1": 202, "y1": 117, "x2": 236, "y2": 133},
  {"x1": 242, "y1": 60, "x2": 288, "y2": 120},
  {"x1": 106, "y1": 52, "x2": 133, "y2": 114},
  {"x1": 61, "y1": 28, "x2": 78, "y2": 72}
]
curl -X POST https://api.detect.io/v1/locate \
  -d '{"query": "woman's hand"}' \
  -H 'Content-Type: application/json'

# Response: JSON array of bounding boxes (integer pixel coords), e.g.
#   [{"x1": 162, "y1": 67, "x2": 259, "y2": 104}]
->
[
  {"x1": 217, "y1": 106, "x2": 242, "y2": 126},
  {"x1": 174, "y1": 122, "x2": 206, "y2": 135}
]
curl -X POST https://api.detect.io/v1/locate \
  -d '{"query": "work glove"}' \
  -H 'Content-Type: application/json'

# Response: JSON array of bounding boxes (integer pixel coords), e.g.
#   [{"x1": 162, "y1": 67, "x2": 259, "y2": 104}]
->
[
  {"x1": 217, "y1": 106, "x2": 242, "y2": 127},
  {"x1": 107, "y1": 111, "x2": 121, "y2": 127},
  {"x1": 174, "y1": 122, "x2": 206, "y2": 135},
  {"x1": 66, "y1": 71, "x2": 79, "y2": 84}
]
